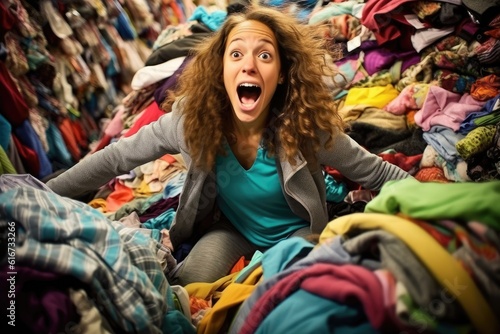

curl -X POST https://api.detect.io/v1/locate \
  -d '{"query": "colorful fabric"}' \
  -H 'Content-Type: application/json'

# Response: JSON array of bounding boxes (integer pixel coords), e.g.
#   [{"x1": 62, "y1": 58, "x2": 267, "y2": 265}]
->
[{"x1": 320, "y1": 212, "x2": 499, "y2": 334}]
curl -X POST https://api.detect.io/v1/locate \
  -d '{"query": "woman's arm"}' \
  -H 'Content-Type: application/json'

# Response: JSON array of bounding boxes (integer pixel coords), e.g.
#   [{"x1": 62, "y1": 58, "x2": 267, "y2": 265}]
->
[
  {"x1": 47, "y1": 106, "x2": 184, "y2": 198},
  {"x1": 318, "y1": 132, "x2": 412, "y2": 191}
]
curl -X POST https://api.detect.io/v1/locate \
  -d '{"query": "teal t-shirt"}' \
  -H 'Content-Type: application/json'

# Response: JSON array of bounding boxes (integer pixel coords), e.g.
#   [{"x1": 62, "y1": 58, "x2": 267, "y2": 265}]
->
[{"x1": 216, "y1": 145, "x2": 308, "y2": 247}]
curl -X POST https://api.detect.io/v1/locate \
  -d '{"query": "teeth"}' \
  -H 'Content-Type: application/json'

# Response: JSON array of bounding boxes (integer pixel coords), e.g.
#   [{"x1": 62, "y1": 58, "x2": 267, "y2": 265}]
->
[{"x1": 239, "y1": 83, "x2": 259, "y2": 88}]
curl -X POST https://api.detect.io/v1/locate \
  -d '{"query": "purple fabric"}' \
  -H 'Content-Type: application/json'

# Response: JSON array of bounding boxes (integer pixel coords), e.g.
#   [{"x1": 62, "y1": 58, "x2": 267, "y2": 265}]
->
[
  {"x1": 139, "y1": 195, "x2": 180, "y2": 223},
  {"x1": 342, "y1": 40, "x2": 419, "y2": 75},
  {"x1": 154, "y1": 57, "x2": 192, "y2": 106},
  {"x1": 0, "y1": 265, "x2": 79, "y2": 333},
  {"x1": 364, "y1": 47, "x2": 419, "y2": 76}
]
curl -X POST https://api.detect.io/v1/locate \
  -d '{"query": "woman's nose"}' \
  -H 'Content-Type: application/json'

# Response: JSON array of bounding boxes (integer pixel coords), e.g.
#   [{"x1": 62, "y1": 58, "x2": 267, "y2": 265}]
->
[{"x1": 242, "y1": 56, "x2": 256, "y2": 74}]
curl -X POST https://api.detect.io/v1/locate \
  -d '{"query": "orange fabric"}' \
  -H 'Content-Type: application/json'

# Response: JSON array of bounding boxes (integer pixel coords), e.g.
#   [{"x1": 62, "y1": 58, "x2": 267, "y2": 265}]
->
[
  {"x1": 160, "y1": 154, "x2": 177, "y2": 165},
  {"x1": 230, "y1": 256, "x2": 246, "y2": 274},
  {"x1": 470, "y1": 74, "x2": 500, "y2": 101},
  {"x1": 106, "y1": 181, "x2": 135, "y2": 212},
  {"x1": 189, "y1": 296, "x2": 211, "y2": 316},
  {"x1": 406, "y1": 109, "x2": 418, "y2": 129},
  {"x1": 70, "y1": 118, "x2": 88, "y2": 150},
  {"x1": 414, "y1": 166, "x2": 450, "y2": 183},
  {"x1": 58, "y1": 118, "x2": 81, "y2": 162}
]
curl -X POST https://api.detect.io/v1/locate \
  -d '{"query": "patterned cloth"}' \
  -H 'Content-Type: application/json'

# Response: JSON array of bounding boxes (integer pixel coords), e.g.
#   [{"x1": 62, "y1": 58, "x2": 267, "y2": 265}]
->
[{"x1": 0, "y1": 186, "x2": 195, "y2": 334}]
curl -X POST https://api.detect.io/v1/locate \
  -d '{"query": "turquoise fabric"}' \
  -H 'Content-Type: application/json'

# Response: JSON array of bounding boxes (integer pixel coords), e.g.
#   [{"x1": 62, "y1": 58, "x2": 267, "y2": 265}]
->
[
  {"x1": 255, "y1": 289, "x2": 377, "y2": 334},
  {"x1": 216, "y1": 145, "x2": 308, "y2": 247},
  {"x1": 325, "y1": 173, "x2": 349, "y2": 202}
]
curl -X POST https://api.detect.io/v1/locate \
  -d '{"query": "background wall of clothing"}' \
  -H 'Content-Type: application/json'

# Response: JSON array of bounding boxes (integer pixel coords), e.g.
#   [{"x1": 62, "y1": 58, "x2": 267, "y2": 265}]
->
[
  {"x1": 0, "y1": 0, "x2": 198, "y2": 180},
  {"x1": 1, "y1": 0, "x2": 500, "y2": 333}
]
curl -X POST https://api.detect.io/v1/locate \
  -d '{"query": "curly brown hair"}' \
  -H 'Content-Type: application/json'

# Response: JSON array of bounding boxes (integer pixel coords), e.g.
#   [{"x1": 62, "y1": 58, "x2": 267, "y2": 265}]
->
[{"x1": 164, "y1": 4, "x2": 345, "y2": 171}]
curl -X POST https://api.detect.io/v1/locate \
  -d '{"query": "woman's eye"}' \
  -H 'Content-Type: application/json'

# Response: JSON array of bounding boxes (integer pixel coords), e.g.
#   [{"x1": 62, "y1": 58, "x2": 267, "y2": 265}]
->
[
  {"x1": 231, "y1": 51, "x2": 242, "y2": 58},
  {"x1": 259, "y1": 52, "x2": 271, "y2": 60}
]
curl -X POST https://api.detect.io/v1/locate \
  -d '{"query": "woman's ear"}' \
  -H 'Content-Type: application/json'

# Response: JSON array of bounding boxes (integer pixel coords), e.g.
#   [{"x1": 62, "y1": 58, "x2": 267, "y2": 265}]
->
[{"x1": 278, "y1": 75, "x2": 284, "y2": 84}]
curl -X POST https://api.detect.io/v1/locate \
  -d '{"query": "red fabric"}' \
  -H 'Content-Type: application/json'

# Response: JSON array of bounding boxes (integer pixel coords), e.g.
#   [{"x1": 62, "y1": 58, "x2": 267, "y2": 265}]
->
[
  {"x1": 58, "y1": 118, "x2": 81, "y2": 162},
  {"x1": 80, "y1": 110, "x2": 99, "y2": 141},
  {"x1": 361, "y1": 0, "x2": 418, "y2": 50},
  {"x1": 378, "y1": 152, "x2": 422, "y2": 172},
  {"x1": 324, "y1": 166, "x2": 361, "y2": 191},
  {"x1": 12, "y1": 134, "x2": 39, "y2": 176},
  {"x1": 123, "y1": 101, "x2": 166, "y2": 138},
  {"x1": 412, "y1": 220, "x2": 454, "y2": 248},
  {"x1": 90, "y1": 133, "x2": 113, "y2": 153},
  {"x1": 0, "y1": 2, "x2": 17, "y2": 36},
  {"x1": 0, "y1": 61, "x2": 29, "y2": 127}
]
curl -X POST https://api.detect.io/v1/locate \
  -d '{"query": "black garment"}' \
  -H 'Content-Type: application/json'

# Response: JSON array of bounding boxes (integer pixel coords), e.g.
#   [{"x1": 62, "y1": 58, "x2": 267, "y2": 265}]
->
[
  {"x1": 145, "y1": 23, "x2": 213, "y2": 66},
  {"x1": 347, "y1": 121, "x2": 427, "y2": 156}
]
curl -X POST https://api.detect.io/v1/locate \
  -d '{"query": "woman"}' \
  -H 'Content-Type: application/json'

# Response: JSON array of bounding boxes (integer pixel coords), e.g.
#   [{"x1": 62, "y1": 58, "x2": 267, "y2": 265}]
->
[{"x1": 47, "y1": 5, "x2": 411, "y2": 285}]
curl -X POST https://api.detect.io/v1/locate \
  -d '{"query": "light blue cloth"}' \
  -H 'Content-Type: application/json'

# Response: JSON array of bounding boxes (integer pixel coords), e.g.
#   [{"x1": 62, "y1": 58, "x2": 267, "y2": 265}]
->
[
  {"x1": 188, "y1": 6, "x2": 227, "y2": 31},
  {"x1": 163, "y1": 171, "x2": 187, "y2": 199},
  {"x1": 422, "y1": 125, "x2": 465, "y2": 163}
]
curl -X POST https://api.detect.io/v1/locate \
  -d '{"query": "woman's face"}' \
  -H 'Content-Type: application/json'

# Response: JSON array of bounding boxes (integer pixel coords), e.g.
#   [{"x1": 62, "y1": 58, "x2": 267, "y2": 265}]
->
[{"x1": 223, "y1": 20, "x2": 282, "y2": 127}]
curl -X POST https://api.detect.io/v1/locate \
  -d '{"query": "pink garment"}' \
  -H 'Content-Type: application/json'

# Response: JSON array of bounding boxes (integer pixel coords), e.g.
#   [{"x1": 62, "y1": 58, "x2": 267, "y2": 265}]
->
[
  {"x1": 240, "y1": 263, "x2": 390, "y2": 334},
  {"x1": 414, "y1": 86, "x2": 485, "y2": 131},
  {"x1": 104, "y1": 106, "x2": 126, "y2": 137},
  {"x1": 373, "y1": 269, "x2": 411, "y2": 332}
]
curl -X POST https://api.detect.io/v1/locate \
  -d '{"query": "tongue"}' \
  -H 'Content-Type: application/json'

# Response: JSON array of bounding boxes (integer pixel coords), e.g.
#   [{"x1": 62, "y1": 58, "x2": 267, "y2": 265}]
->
[{"x1": 240, "y1": 91, "x2": 259, "y2": 104}]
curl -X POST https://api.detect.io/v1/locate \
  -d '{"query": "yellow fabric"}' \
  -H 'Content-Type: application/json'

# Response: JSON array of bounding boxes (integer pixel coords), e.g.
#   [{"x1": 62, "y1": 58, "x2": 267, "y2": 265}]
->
[
  {"x1": 338, "y1": 104, "x2": 407, "y2": 130},
  {"x1": 0, "y1": 146, "x2": 16, "y2": 174},
  {"x1": 87, "y1": 198, "x2": 107, "y2": 212},
  {"x1": 344, "y1": 84, "x2": 400, "y2": 108},
  {"x1": 133, "y1": 179, "x2": 156, "y2": 198},
  {"x1": 197, "y1": 267, "x2": 263, "y2": 334},
  {"x1": 185, "y1": 272, "x2": 239, "y2": 300},
  {"x1": 319, "y1": 213, "x2": 498, "y2": 334}
]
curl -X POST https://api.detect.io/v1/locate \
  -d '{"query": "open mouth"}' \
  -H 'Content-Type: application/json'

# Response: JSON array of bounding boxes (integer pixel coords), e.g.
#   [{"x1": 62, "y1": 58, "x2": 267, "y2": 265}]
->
[{"x1": 237, "y1": 83, "x2": 261, "y2": 106}]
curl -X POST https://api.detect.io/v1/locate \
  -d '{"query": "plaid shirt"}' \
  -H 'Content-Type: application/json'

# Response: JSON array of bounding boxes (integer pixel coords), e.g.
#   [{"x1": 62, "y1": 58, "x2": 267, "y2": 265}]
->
[{"x1": 0, "y1": 185, "x2": 194, "y2": 334}]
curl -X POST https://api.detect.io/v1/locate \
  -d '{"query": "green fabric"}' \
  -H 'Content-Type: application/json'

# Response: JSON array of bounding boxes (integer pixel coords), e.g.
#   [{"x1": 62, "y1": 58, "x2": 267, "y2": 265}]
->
[
  {"x1": 365, "y1": 178, "x2": 500, "y2": 230},
  {"x1": 456, "y1": 125, "x2": 496, "y2": 160},
  {"x1": 0, "y1": 146, "x2": 16, "y2": 174},
  {"x1": 473, "y1": 112, "x2": 500, "y2": 127}
]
